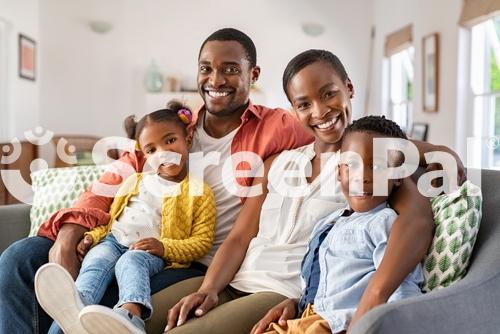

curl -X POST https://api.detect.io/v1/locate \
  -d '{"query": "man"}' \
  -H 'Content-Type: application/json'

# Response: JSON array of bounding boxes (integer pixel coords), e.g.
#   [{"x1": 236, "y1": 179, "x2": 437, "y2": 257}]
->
[{"x1": 0, "y1": 28, "x2": 312, "y2": 333}]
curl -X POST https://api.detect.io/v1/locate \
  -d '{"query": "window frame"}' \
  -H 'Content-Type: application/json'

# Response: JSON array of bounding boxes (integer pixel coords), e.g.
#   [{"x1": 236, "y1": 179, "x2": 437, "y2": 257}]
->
[
  {"x1": 387, "y1": 46, "x2": 415, "y2": 132},
  {"x1": 468, "y1": 17, "x2": 500, "y2": 169}
]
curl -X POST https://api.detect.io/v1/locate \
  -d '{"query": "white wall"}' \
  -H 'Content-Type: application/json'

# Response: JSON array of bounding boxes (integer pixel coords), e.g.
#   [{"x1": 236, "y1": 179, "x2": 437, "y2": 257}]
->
[
  {"x1": 0, "y1": 0, "x2": 39, "y2": 140},
  {"x1": 369, "y1": 0, "x2": 463, "y2": 148},
  {"x1": 39, "y1": 0, "x2": 373, "y2": 137}
]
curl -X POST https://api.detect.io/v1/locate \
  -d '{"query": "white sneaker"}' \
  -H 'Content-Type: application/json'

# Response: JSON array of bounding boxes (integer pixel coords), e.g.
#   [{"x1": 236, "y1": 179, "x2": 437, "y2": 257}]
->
[
  {"x1": 34, "y1": 263, "x2": 88, "y2": 334},
  {"x1": 79, "y1": 305, "x2": 146, "y2": 334}
]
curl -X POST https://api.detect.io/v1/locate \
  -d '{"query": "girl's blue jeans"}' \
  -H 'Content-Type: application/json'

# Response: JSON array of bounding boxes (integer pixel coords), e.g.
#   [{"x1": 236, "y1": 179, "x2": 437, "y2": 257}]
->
[
  {"x1": 47, "y1": 234, "x2": 165, "y2": 334},
  {"x1": 0, "y1": 236, "x2": 207, "y2": 334}
]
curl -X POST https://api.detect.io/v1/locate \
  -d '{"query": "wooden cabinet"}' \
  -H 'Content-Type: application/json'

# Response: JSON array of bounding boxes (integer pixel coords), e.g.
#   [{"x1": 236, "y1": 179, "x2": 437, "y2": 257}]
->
[{"x1": 0, "y1": 141, "x2": 38, "y2": 205}]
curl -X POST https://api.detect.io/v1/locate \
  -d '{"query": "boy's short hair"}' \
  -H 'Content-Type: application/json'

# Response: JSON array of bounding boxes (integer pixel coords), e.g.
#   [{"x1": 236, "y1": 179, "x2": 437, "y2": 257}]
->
[
  {"x1": 343, "y1": 115, "x2": 407, "y2": 166},
  {"x1": 344, "y1": 115, "x2": 407, "y2": 140}
]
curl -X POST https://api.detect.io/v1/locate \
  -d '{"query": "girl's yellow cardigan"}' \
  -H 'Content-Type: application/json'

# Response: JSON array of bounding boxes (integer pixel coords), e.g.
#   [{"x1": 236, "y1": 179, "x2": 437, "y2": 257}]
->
[{"x1": 85, "y1": 173, "x2": 216, "y2": 269}]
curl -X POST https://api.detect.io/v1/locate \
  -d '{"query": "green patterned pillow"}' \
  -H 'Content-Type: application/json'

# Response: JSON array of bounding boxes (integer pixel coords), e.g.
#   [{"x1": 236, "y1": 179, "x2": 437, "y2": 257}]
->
[
  {"x1": 29, "y1": 165, "x2": 107, "y2": 236},
  {"x1": 423, "y1": 180, "x2": 482, "y2": 292}
]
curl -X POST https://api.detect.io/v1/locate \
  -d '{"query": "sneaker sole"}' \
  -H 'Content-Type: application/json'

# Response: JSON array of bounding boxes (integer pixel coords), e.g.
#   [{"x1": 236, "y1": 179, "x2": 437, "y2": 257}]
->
[
  {"x1": 80, "y1": 305, "x2": 144, "y2": 334},
  {"x1": 34, "y1": 263, "x2": 87, "y2": 334}
]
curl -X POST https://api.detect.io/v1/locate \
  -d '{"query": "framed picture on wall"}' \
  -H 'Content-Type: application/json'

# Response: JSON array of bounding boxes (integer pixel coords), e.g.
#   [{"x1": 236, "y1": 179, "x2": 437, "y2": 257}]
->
[
  {"x1": 410, "y1": 122, "x2": 429, "y2": 141},
  {"x1": 18, "y1": 34, "x2": 36, "y2": 81},
  {"x1": 422, "y1": 33, "x2": 439, "y2": 112}
]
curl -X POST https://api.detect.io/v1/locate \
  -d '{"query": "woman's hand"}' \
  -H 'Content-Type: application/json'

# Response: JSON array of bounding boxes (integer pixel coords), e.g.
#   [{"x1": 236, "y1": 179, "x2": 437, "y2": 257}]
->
[
  {"x1": 76, "y1": 234, "x2": 93, "y2": 262},
  {"x1": 411, "y1": 140, "x2": 467, "y2": 187},
  {"x1": 250, "y1": 298, "x2": 298, "y2": 334},
  {"x1": 425, "y1": 145, "x2": 466, "y2": 187},
  {"x1": 130, "y1": 237, "x2": 164, "y2": 257},
  {"x1": 164, "y1": 289, "x2": 219, "y2": 332}
]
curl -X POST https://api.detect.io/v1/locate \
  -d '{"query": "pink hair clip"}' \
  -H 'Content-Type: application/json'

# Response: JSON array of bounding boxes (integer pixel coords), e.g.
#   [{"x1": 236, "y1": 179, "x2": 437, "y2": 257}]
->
[{"x1": 178, "y1": 108, "x2": 192, "y2": 124}]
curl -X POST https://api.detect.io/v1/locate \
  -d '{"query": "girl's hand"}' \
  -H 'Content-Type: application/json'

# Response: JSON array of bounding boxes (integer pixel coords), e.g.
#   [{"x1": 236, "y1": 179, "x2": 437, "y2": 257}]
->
[
  {"x1": 130, "y1": 237, "x2": 164, "y2": 257},
  {"x1": 76, "y1": 234, "x2": 93, "y2": 263},
  {"x1": 250, "y1": 298, "x2": 298, "y2": 334}
]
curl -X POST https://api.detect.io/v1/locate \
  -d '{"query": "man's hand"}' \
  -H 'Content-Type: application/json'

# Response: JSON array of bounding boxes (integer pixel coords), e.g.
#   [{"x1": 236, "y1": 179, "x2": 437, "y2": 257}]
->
[
  {"x1": 48, "y1": 224, "x2": 87, "y2": 280},
  {"x1": 251, "y1": 298, "x2": 298, "y2": 334},
  {"x1": 130, "y1": 237, "x2": 164, "y2": 257},
  {"x1": 164, "y1": 290, "x2": 218, "y2": 332},
  {"x1": 76, "y1": 234, "x2": 93, "y2": 262}
]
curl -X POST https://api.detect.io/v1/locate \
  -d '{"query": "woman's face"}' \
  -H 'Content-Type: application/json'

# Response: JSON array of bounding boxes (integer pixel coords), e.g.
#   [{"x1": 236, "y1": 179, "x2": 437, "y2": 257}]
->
[{"x1": 287, "y1": 61, "x2": 354, "y2": 152}]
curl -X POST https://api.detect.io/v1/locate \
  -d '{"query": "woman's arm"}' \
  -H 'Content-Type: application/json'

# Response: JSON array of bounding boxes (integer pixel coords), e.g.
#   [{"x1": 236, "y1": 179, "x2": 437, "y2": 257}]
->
[
  {"x1": 411, "y1": 139, "x2": 466, "y2": 185},
  {"x1": 348, "y1": 177, "x2": 433, "y2": 331},
  {"x1": 165, "y1": 155, "x2": 278, "y2": 331}
]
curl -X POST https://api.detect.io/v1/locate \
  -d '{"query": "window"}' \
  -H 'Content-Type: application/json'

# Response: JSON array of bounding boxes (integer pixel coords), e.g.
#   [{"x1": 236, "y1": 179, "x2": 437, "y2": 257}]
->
[
  {"x1": 470, "y1": 17, "x2": 500, "y2": 168},
  {"x1": 388, "y1": 46, "x2": 414, "y2": 132}
]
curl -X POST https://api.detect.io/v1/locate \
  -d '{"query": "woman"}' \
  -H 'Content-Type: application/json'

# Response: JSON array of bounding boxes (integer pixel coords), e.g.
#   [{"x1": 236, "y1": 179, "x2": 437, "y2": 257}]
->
[{"x1": 155, "y1": 50, "x2": 459, "y2": 334}]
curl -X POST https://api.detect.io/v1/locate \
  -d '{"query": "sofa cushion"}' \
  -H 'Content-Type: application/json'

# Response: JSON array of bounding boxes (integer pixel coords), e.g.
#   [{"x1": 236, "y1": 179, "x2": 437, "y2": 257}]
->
[
  {"x1": 423, "y1": 180, "x2": 482, "y2": 292},
  {"x1": 29, "y1": 165, "x2": 107, "y2": 236}
]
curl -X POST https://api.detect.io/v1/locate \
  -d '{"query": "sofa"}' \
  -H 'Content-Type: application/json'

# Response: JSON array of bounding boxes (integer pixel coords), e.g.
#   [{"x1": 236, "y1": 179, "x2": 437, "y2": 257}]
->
[{"x1": 0, "y1": 169, "x2": 499, "y2": 334}]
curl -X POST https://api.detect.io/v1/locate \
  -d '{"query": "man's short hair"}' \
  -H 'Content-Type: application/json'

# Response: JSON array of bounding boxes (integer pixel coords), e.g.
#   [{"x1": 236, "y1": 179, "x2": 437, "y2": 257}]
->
[{"x1": 199, "y1": 28, "x2": 257, "y2": 67}]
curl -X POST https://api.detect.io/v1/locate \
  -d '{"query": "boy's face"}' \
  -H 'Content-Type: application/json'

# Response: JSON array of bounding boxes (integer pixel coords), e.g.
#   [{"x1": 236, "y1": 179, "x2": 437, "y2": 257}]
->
[{"x1": 338, "y1": 131, "x2": 398, "y2": 212}]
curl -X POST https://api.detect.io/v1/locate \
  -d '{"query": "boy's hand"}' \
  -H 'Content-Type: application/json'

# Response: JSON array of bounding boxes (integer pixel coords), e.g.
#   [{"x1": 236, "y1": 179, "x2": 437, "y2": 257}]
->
[
  {"x1": 130, "y1": 237, "x2": 164, "y2": 257},
  {"x1": 250, "y1": 298, "x2": 298, "y2": 334},
  {"x1": 76, "y1": 234, "x2": 93, "y2": 262}
]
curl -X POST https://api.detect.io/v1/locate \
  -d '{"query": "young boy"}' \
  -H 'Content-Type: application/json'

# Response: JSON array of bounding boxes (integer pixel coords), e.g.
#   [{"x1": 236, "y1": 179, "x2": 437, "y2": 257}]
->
[{"x1": 259, "y1": 116, "x2": 424, "y2": 334}]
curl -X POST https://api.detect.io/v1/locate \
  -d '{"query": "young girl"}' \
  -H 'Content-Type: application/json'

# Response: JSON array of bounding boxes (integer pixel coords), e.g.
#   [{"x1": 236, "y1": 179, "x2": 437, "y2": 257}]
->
[{"x1": 35, "y1": 101, "x2": 216, "y2": 334}]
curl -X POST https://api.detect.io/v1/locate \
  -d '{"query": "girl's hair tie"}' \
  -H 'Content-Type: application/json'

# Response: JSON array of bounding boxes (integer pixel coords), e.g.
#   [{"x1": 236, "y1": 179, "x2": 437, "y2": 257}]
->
[{"x1": 178, "y1": 108, "x2": 192, "y2": 124}]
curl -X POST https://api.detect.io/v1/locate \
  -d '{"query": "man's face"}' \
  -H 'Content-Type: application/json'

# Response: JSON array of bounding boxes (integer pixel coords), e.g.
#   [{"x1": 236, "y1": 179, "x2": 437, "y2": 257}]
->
[{"x1": 198, "y1": 40, "x2": 260, "y2": 117}]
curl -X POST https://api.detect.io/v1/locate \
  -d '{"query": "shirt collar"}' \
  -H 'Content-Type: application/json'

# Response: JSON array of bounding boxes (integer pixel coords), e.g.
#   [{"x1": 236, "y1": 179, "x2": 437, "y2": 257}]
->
[
  {"x1": 189, "y1": 99, "x2": 261, "y2": 132},
  {"x1": 303, "y1": 143, "x2": 340, "y2": 163},
  {"x1": 346, "y1": 202, "x2": 389, "y2": 218}
]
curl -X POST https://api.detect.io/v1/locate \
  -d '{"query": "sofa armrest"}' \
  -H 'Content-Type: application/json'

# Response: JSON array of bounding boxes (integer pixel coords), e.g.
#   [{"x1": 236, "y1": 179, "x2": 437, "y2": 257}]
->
[
  {"x1": 0, "y1": 204, "x2": 31, "y2": 253},
  {"x1": 349, "y1": 273, "x2": 500, "y2": 334},
  {"x1": 350, "y1": 204, "x2": 500, "y2": 334}
]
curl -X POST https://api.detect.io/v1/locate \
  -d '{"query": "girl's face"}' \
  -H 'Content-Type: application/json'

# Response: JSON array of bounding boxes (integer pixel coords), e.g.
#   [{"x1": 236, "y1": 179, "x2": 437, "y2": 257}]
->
[
  {"x1": 138, "y1": 120, "x2": 192, "y2": 182},
  {"x1": 287, "y1": 61, "x2": 354, "y2": 152}
]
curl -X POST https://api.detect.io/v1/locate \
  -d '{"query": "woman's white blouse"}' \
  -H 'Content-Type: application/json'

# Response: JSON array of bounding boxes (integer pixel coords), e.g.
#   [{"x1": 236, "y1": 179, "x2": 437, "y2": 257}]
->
[{"x1": 230, "y1": 143, "x2": 347, "y2": 298}]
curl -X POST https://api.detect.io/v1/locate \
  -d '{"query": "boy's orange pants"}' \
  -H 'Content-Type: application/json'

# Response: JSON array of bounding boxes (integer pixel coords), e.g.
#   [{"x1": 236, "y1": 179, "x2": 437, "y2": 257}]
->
[{"x1": 264, "y1": 304, "x2": 332, "y2": 334}]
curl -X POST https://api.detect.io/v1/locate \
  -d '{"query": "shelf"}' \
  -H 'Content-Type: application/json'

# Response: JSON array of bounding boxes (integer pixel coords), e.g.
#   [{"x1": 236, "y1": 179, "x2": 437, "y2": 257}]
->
[{"x1": 145, "y1": 91, "x2": 203, "y2": 113}]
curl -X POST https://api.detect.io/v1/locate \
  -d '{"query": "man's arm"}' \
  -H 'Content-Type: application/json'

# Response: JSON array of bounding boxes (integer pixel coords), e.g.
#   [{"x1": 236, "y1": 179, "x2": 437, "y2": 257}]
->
[
  {"x1": 39, "y1": 150, "x2": 144, "y2": 278},
  {"x1": 37, "y1": 150, "x2": 144, "y2": 240}
]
